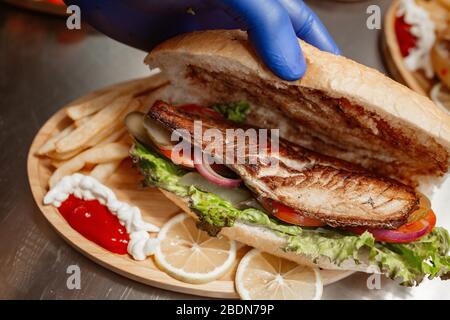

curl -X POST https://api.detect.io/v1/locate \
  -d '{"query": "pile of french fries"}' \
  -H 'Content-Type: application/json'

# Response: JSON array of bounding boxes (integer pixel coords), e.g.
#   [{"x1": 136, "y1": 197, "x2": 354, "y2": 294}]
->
[{"x1": 36, "y1": 72, "x2": 169, "y2": 188}]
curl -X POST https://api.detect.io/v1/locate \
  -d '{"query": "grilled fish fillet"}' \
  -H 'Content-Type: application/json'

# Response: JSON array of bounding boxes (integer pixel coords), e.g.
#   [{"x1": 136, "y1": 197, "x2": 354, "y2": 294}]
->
[{"x1": 148, "y1": 101, "x2": 419, "y2": 229}]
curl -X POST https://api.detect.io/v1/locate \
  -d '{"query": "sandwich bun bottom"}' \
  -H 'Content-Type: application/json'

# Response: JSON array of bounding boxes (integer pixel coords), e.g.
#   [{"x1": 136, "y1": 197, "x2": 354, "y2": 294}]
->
[{"x1": 159, "y1": 189, "x2": 378, "y2": 275}]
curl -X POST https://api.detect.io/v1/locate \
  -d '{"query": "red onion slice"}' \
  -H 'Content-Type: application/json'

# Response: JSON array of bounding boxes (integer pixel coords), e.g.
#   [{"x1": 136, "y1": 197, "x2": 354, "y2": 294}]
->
[
  {"x1": 365, "y1": 220, "x2": 430, "y2": 243},
  {"x1": 194, "y1": 160, "x2": 242, "y2": 188}
]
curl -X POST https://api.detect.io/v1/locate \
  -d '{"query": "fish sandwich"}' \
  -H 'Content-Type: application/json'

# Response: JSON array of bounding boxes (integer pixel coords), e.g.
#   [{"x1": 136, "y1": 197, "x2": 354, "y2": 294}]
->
[{"x1": 125, "y1": 30, "x2": 450, "y2": 286}]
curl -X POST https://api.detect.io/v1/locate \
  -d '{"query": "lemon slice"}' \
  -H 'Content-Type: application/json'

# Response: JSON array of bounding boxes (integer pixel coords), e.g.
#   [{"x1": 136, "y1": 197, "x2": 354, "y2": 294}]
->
[
  {"x1": 236, "y1": 249, "x2": 323, "y2": 300},
  {"x1": 431, "y1": 82, "x2": 450, "y2": 113},
  {"x1": 154, "y1": 213, "x2": 237, "y2": 284}
]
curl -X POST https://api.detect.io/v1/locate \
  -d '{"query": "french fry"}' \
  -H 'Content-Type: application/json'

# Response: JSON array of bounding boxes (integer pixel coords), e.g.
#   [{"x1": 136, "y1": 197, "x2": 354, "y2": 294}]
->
[
  {"x1": 90, "y1": 99, "x2": 139, "y2": 145},
  {"x1": 89, "y1": 135, "x2": 130, "y2": 182},
  {"x1": 97, "y1": 127, "x2": 127, "y2": 145},
  {"x1": 51, "y1": 159, "x2": 98, "y2": 170},
  {"x1": 65, "y1": 73, "x2": 168, "y2": 120},
  {"x1": 49, "y1": 142, "x2": 129, "y2": 188},
  {"x1": 66, "y1": 90, "x2": 123, "y2": 121},
  {"x1": 47, "y1": 122, "x2": 128, "y2": 161},
  {"x1": 90, "y1": 160, "x2": 123, "y2": 182},
  {"x1": 50, "y1": 159, "x2": 66, "y2": 169},
  {"x1": 56, "y1": 95, "x2": 133, "y2": 153},
  {"x1": 47, "y1": 148, "x2": 84, "y2": 161},
  {"x1": 48, "y1": 127, "x2": 126, "y2": 164},
  {"x1": 36, "y1": 125, "x2": 74, "y2": 156},
  {"x1": 74, "y1": 114, "x2": 93, "y2": 127},
  {"x1": 47, "y1": 128, "x2": 127, "y2": 161},
  {"x1": 44, "y1": 76, "x2": 162, "y2": 188}
]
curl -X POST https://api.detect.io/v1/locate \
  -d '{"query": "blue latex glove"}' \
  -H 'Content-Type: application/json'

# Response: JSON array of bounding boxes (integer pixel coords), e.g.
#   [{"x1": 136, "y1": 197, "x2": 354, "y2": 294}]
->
[{"x1": 64, "y1": 0, "x2": 340, "y2": 80}]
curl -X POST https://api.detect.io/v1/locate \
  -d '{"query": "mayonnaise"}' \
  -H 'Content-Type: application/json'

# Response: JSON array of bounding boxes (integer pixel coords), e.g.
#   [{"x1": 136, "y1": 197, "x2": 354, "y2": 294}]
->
[
  {"x1": 397, "y1": 0, "x2": 436, "y2": 78},
  {"x1": 44, "y1": 173, "x2": 159, "y2": 261}
]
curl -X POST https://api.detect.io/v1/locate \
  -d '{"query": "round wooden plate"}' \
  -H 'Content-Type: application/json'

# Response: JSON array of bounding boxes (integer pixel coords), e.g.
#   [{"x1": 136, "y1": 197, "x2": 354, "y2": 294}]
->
[{"x1": 27, "y1": 77, "x2": 354, "y2": 299}]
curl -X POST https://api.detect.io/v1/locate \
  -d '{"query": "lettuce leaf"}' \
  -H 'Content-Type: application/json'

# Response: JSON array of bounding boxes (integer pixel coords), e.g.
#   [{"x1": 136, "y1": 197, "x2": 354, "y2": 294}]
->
[
  {"x1": 213, "y1": 101, "x2": 250, "y2": 123},
  {"x1": 131, "y1": 142, "x2": 450, "y2": 286},
  {"x1": 372, "y1": 228, "x2": 450, "y2": 285},
  {"x1": 189, "y1": 186, "x2": 240, "y2": 236},
  {"x1": 131, "y1": 142, "x2": 188, "y2": 196}
]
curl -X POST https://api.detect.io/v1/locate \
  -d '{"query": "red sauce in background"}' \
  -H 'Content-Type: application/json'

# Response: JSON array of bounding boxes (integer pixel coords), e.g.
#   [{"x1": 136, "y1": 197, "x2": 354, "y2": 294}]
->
[
  {"x1": 395, "y1": 15, "x2": 418, "y2": 57},
  {"x1": 47, "y1": 0, "x2": 65, "y2": 5},
  {"x1": 58, "y1": 195, "x2": 129, "y2": 254}
]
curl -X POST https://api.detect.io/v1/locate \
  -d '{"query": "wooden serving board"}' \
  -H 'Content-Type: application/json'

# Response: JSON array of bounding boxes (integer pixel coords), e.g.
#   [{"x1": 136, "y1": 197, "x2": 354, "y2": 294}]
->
[{"x1": 27, "y1": 78, "x2": 353, "y2": 299}]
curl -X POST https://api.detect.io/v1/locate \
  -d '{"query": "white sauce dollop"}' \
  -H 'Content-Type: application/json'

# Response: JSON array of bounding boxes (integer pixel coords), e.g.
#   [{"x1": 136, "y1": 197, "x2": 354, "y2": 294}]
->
[
  {"x1": 397, "y1": 0, "x2": 436, "y2": 78},
  {"x1": 44, "y1": 173, "x2": 159, "y2": 261}
]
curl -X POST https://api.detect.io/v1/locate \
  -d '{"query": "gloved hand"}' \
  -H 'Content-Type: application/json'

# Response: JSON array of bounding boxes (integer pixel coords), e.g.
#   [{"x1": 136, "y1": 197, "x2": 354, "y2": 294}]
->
[{"x1": 64, "y1": 0, "x2": 340, "y2": 80}]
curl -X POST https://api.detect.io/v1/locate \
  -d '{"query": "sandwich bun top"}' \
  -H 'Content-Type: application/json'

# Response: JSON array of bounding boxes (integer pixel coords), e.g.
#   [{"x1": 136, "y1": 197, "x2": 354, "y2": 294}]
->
[{"x1": 145, "y1": 30, "x2": 450, "y2": 187}]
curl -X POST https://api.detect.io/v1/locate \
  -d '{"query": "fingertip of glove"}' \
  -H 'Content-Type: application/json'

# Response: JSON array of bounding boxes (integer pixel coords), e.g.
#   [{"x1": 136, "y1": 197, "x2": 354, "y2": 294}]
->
[
  {"x1": 277, "y1": 59, "x2": 306, "y2": 81},
  {"x1": 328, "y1": 43, "x2": 341, "y2": 56},
  {"x1": 278, "y1": 48, "x2": 307, "y2": 81}
]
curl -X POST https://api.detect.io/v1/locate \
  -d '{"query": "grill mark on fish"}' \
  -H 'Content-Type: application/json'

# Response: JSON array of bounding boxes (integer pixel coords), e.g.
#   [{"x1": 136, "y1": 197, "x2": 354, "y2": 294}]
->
[{"x1": 148, "y1": 101, "x2": 419, "y2": 229}]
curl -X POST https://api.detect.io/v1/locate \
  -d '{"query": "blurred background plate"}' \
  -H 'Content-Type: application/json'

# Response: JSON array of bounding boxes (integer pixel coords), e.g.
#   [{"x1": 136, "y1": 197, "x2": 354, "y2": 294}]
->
[
  {"x1": 382, "y1": 0, "x2": 450, "y2": 114},
  {"x1": 382, "y1": 0, "x2": 432, "y2": 95}
]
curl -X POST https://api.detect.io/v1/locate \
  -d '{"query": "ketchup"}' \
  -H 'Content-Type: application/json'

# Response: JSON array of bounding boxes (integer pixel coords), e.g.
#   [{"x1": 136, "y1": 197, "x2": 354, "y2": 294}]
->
[
  {"x1": 58, "y1": 195, "x2": 129, "y2": 254},
  {"x1": 395, "y1": 15, "x2": 418, "y2": 57}
]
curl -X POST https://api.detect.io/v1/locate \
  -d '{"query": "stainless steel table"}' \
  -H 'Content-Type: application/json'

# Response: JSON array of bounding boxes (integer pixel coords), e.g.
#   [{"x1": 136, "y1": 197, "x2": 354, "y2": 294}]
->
[{"x1": 2, "y1": 0, "x2": 443, "y2": 300}]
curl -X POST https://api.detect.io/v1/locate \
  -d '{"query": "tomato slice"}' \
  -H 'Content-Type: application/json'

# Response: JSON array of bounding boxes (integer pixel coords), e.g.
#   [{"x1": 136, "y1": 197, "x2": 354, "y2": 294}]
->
[
  {"x1": 348, "y1": 210, "x2": 436, "y2": 243},
  {"x1": 178, "y1": 104, "x2": 223, "y2": 119},
  {"x1": 400, "y1": 210, "x2": 436, "y2": 233},
  {"x1": 159, "y1": 146, "x2": 194, "y2": 168},
  {"x1": 158, "y1": 147, "x2": 172, "y2": 159},
  {"x1": 261, "y1": 198, "x2": 325, "y2": 227}
]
